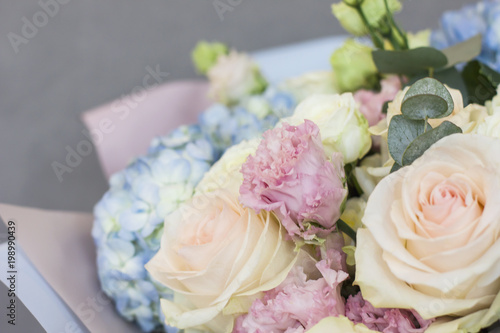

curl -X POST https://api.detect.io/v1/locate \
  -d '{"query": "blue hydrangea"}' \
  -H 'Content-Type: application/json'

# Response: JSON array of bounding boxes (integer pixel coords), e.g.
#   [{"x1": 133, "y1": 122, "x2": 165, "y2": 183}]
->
[
  {"x1": 93, "y1": 89, "x2": 296, "y2": 332},
  {"x1": 432, "y1": 0, "x2": 500, "y2": 71},
  {"x1": 92, "y1": 126, "x2": 215, "y2": 332},
  {"x1": 199, "y1": 88, "x2": 296, "y2": 152}
]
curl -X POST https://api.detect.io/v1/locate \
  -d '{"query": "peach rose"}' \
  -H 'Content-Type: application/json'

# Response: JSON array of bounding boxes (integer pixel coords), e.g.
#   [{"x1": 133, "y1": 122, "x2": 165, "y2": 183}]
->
[
  {"x1": 146, "y1": 188, "x2": 298, "y2": 332},
  {"x1": 355, "y1": 134, "x2": 500, "y2": 332}
]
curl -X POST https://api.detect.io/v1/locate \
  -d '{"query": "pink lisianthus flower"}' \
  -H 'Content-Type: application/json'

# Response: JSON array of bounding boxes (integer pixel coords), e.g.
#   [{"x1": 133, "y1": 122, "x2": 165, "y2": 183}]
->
[
  {"x1": 354, "y1": 76, "x2": 401, "y2": 126},
  {"x1": 345, "y1": 293, "x2": 434, "y2": 333},
  {"x1": 240, "y1": 120, "x2": 347, "y2": 241},
  {"x1": 233, "y1": 247, "x2": 349, "y2": 333}
]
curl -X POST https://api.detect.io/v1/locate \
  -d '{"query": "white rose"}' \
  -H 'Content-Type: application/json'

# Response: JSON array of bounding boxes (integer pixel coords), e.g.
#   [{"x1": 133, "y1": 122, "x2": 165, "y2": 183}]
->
[
  {"x1": 207, "y1": 51, "x2": 266, "y2": 105},
  {"x1": 356, "y1": 134, "x2": 500, "y2": 332},
  {"x1": 283, "y1": 94, "x2": 372, "y2": 163}
]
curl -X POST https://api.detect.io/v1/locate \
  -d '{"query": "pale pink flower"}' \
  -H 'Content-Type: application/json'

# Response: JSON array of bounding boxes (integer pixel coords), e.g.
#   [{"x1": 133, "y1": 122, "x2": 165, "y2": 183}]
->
[
  {"x1": 240, "y1": 120, "x2": 347, "y2": 240},
  {"x1": 233, "y1": 247, "x2": 349, "y2": 333},
  {"x1": 354, "y1": 76, "x2": 401, "y2": 126},
  {"x1": 345, "y1": 293, "x2": 434, "y2": 333}
]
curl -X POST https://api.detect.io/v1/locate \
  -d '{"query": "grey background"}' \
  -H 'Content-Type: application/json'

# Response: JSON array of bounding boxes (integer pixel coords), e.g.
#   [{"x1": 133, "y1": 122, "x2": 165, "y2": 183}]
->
[{"x1": 0, "y1": 0, "x2": 477, "y2": 213}]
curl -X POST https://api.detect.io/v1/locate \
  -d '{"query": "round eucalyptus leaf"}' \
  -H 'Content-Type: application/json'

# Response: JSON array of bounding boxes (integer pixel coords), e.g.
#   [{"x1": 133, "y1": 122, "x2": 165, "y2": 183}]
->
[
  {"x1": 401, "y1": 94, "x2": 448, "y2": 120},
  {"x1": 402, "y1": 121, "x2": 462, "y2": 166},
  {"x1": 388, "y1": 115, "x2": 427, "y2": 165},
  {"x1": 402, "y1": 78, "x2": 454, "y2": 119}
]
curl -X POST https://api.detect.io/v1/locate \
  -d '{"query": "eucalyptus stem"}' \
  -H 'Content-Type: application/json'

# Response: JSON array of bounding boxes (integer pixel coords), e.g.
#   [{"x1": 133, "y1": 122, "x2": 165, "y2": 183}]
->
[
  {"x1": 383, "y1": 0, "x2": 409, "y2": 50},
  {"x1": 337, "y1": 219, "x2": 357, "y2": 243}
]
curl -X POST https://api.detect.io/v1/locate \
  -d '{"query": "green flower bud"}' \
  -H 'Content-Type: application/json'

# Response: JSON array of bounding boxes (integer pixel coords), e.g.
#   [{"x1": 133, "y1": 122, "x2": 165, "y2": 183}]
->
[
  {"x1": 332, "y1": 0, "x2": 402, "y2": 36},
  {"x1": 330, "y1": 39, "x2": 379, "y2": 92},
  {"x1": 191, "y1": 41, "x2": 229, "y2": 75}
]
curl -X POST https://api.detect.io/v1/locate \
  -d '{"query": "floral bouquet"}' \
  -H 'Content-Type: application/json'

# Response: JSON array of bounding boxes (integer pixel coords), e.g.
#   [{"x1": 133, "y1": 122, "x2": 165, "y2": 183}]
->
[{"x1": 93, "y1": 0, "x2": 500, "y2": 332}]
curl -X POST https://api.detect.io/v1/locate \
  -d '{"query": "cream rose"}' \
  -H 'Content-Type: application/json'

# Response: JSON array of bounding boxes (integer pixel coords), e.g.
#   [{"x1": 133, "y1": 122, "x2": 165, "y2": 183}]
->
[
  {"x1": 282, "y1": 94, "x2": 372, "y2": 163},
  {"x1": 356, "y1": 134, "x2": 500, "y2": 332},
  {"x1": 195, "y1": 139, "x2": 259, "y2": 195},
  {"x1": 146, "y1": 188, "x2": 297, "y2": 332}
]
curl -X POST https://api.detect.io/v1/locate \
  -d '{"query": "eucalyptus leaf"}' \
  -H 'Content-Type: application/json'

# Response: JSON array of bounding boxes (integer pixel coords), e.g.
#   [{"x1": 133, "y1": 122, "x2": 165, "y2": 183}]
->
[
  {"x1": 402, "y1": 121, "x2": 462, "y2": 165},
  {"x1": 401, "y1": 94, "x2": 448, "y2": 120},
  {"x1": 405, "y1": 67, "x2": 468, "y2": 105},
  {"x1": 388, "y1": 115, "x2": 427, "y2": 165},
  {"x1": 402, "y1": 78, "x2": 454, "y2": 119},
  {"x1": 372, "y1": 47, "x2": 448, "y2": 75},
  {"x1": 441, "y1": 34, "x2": 482, "y2": 68},
  {"x1": 390, "y1": 162, "x2": 402, "y2": 173}
]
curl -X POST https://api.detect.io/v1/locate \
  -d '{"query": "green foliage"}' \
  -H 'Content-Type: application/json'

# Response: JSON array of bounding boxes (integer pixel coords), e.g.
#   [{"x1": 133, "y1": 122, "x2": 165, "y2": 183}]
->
[
  {"x1": 401, "y1": 77, "x2": 454, "y2": 119},
  {"x1": 387, "y1": 78, "x2": 463, "y2": 172},
  {"x1": 402, "y1": 121, "x2": 462, "y2": 165},
  {"x1": 372, "y1": 35, "x2": 483, "y2": 79},
  {"x1": 462, "y1": 60, "x2": 500, "y2": 105},
  {"x1": 373, "y1": 47, "x2": 447, "y2": 75},
  {"x1": 388, "y1": 115, "x2": 427, "y2": 165}
]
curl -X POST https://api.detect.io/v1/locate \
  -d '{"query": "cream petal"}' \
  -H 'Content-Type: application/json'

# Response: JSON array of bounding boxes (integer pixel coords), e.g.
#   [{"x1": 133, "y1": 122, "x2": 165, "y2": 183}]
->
[
  {"x1": 160, "y1": 297, "x2": 232, "y2": 332},
  {"x1": 417, "y1": 228, "x2": 495, "y2": 272},
  {"x1": 355, "y1": 229, "x2": 494, "y2": 319},
  {"x1": 425, "y1": 289, "x2": 500, "y2": 333},
  {"x1": 362, "y1": 168, "x2": 434, "y2": 273},
  {"x1": 382, "y1": 237, "x2": 500, "y2": 301},
  {"x1": 406, "y1": 217, "x2": 484, "y2": 263}
]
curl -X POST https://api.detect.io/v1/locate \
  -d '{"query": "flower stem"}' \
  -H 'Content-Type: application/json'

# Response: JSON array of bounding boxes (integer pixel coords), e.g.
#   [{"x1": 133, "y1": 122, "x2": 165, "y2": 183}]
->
[
  {"x1": 383, "y1": 0, "x2": 409, "y2": 50},
  {"x1": 337, "y1": 219, "x2": 357, "y2": 243}
]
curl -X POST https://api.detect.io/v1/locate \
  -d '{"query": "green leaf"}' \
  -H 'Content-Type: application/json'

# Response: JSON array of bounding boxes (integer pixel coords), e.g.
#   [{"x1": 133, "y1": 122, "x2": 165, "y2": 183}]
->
[
  {"x1": 401, "y1": 77, "x2": 454, "y2": 119},
  {"x1": 461, "y1": 60, "x2": 500, "y2": 105},
  {"x1": 390, "y1": 162, "x2": 402, "y2": 173},
  {"x1": 441, "y1": 34, "x2": 482, "y2": 68},
  {"x1": 388, "y1": 115, "x2": 427, "y2": 165},
  {"x1": 433, "y1": 67, "x2": 468, "y2": 105},
  {"x1": 401, "y1": 94, "x2": 448, "y2": 120},
  {"x1": 402, "y1": 121, "x2": 462, "y2": 165},
  {"x1": 372, "y1": 47, "x2": 448, "y2": 75},
  {"x1": 405, "y1": 67, "x2": 468, "y2": 105}
]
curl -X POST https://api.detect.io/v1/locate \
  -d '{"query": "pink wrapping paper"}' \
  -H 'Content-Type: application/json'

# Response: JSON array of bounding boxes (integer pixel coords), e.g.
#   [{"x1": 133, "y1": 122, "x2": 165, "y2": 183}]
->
[
  {"x1": 0, "y1": 203, "x2": 140, "y2": 333},
  {"x1": 81, "y1": 80, "x2": 210, "y2": 179}
]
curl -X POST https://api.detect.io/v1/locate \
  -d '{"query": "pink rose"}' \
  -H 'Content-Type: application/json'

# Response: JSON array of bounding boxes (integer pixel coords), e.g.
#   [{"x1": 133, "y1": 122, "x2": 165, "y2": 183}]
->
[
  {"x1": 240, "y1": 120, "x2": 347, "y2": 241},
  {"x1": 345, "y1": 293, "x2": 433, "y2": 333},
  {"x1": 233, "y1": 240, "x2": 349, "y2": 333},
  {"x1": 354, "y1": 76, "x2": 401, "y2": 126}
]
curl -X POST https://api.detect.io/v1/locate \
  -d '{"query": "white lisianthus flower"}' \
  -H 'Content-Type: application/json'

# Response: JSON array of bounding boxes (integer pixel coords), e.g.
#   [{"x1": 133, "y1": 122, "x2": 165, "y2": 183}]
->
[
  {"x1": 476, "y1": 113, "x2": 500, "y2": 138},
  {"x1": 486, "y1": 85, "x2": 500, "y2": 115},
  {"x1": 282, "y1": 94, "x2": 372, "y2": 164},
  {"x1": 207, "y1": 51, "x2": 267, "y2": 106}
]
